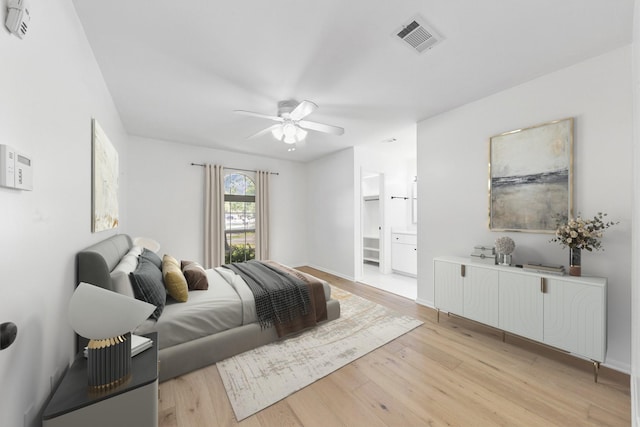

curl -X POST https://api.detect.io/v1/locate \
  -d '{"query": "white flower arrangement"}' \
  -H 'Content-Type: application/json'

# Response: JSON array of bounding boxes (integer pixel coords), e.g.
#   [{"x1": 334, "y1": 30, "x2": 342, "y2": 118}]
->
[
  {"x1": 550, "y1": 212, "x2": 617, "y2": 251},
  {"x1": 495, "y1": 236, "x2": 515, "y2": 255}
]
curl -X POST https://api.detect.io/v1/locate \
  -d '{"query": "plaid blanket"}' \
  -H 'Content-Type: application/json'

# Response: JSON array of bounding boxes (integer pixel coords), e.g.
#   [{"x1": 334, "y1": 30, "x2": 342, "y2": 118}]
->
[{"x1": 223, "y1": 260, "x2": 311, "y2": 331}]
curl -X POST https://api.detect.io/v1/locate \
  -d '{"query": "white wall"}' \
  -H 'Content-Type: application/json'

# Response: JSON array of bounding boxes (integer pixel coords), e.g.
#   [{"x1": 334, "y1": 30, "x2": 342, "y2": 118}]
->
[
  {"x1": 127, "y1": 136, "x2": 308, "y2": 267},
  {"x1": 417, "y1": 46, "x2": 633, "y2": 372},
  {"x1": 306, "y1": 149, "x2": 356, "y2": 279},
  {"x1": 0, "y1": 1, "x2": 129, "y2": 426}
]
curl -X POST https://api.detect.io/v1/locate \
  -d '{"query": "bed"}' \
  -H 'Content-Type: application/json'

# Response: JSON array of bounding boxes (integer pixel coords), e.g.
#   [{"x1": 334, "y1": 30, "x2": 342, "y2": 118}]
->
[{"x1": 76, "y1": 234, "x2": 341, "y2": 382}]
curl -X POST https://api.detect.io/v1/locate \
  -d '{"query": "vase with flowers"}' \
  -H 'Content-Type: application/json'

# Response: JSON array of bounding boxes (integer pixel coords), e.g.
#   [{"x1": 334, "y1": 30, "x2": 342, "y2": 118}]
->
[{"x1": 549, "y1": 212, "x2": 617, "y2": 276}]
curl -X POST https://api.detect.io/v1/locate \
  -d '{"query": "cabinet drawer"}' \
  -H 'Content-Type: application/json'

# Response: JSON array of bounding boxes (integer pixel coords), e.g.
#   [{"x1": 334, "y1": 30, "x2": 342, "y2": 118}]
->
[{"x1": 392, "y1": 233, "x2": 416, "y2": 245}]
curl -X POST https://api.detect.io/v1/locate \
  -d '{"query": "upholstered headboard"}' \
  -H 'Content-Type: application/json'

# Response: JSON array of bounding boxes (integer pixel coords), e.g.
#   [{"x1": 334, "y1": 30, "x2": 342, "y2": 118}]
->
[
  {"x1": 75, "y1": 234, "x2": 133, "y2": 352},
  {"x1": 76, "y1": 234, "x2": 133, "y2": 291}
]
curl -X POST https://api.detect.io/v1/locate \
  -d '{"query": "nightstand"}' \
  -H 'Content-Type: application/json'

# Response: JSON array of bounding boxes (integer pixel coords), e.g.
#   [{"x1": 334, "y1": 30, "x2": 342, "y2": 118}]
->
[{"x1": 43, "y1": 333, "x2": 158, "y2": 427}]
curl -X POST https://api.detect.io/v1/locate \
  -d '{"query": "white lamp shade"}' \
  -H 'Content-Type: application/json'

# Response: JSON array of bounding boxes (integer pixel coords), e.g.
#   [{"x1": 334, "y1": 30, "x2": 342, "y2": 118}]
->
[
  {"x1": 271, "y1": 126, "x2": 284, "y2": 141},
  {"x1": 295, "y1": 127, "x2": 307, "y2": 141},
  {"x1": 282, "y1": 122, "x2": 297, "y2": 138},
  {"x1": 68, "y1": 282, "x2": 156, "y2": 340}
]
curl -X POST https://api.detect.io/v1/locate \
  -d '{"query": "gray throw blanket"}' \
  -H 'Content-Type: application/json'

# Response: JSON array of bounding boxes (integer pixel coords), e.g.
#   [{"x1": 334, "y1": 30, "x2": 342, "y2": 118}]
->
[{"x1": 223, "y1": 260, "x2": 311, "y2": 329}]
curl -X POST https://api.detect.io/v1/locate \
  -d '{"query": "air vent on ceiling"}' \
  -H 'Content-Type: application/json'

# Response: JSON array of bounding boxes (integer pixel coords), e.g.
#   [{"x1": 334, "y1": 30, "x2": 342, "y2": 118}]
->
[{"x1": 394, "y1": 15, "x2": 442, "y2": 54}]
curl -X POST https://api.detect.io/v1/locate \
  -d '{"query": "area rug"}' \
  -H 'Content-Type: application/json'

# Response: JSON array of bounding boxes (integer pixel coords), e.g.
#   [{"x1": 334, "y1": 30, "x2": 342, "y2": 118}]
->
[{"x1": 216, "y1": 285, "x2": 423, "y2": 420}]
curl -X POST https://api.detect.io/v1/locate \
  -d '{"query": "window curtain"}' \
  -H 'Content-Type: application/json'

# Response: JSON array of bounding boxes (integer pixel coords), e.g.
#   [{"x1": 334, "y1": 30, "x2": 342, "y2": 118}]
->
[
  {"x1": 204, "y1": 164, "x2": 225, "y2": 268},
  {"x1": 255, "y1": 170, "x2": 270, "y2": 260}
]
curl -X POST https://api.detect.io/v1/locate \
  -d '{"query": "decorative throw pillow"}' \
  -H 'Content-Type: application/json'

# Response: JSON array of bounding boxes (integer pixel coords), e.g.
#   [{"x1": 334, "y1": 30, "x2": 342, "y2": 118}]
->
[
  {"x1": 181, "y1": 260, "x2": 209, "y2": 290},
  {"x1": 129, "y1": 257, "x2": 166, "y2": 320},
  {"x1": 162, "y1": 254, "x2": 189, "y2": 302},
  {"x1": 140, "y1": 248, "x2": 162, "y2": 270},
  {"x1": 110, "y1": 246, "x2": 144, "y2": 298}
]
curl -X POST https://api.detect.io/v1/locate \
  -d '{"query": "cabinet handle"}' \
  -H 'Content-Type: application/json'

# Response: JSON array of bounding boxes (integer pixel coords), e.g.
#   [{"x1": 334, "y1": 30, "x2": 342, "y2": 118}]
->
[
  {"x1": 540, "y1": 277, "x2": 546, "y2": 293},
  {"x1": 460, "y1": 264, "x2": 466, "y2": 277}
]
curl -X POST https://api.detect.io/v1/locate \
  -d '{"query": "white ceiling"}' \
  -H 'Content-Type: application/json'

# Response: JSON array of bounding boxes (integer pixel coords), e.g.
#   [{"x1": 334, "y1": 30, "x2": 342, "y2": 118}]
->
[{"x1": 72, "y1": 0, "x2": 634, "y2": 163}]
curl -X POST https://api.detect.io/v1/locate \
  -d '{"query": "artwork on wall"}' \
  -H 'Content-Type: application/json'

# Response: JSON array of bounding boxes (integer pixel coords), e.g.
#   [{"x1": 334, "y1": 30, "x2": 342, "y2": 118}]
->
[
  {"x1": 92, "y1": 118, "x2": 119, "y2": 232},
  {"x1": 489, "y1": 117, "x2": 573, "y2": 232}
]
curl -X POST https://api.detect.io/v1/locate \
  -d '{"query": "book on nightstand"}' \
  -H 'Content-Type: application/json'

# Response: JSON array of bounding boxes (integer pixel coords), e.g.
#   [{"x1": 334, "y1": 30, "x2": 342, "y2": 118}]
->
[{"x1": 83, "y1": 334, "x2": 153, "y2": 358}]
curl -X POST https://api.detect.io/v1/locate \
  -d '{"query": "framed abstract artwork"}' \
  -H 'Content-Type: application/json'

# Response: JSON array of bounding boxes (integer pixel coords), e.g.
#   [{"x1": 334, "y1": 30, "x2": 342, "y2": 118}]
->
[
  {"x1": 92, "y1": 118, "x2": 119, "y2": 232},
  {"x1": 489, "y1": 117, "x2": 573, "y2": 232}
]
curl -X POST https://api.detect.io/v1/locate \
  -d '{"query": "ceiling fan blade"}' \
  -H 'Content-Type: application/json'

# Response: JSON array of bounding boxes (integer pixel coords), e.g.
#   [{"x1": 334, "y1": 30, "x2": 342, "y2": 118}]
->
[
  {"x1": 298, "y1": 120, "x2": 345, "y2": 136},
  {"x1": 234, "y1": 110, "x2": 283, "y2": 122},
  {"x1": 289, "y1": 100, "x2": 318, "y2": 121},
  {"x1": 247, "y1": 124, "x2": 281, "y2": 139}
]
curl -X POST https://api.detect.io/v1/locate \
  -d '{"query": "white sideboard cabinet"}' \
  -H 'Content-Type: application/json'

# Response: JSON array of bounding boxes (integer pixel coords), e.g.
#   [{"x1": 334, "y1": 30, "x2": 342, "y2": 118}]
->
[{"x1": 434, "y1": 256, "x2": 607, "y2": 380}]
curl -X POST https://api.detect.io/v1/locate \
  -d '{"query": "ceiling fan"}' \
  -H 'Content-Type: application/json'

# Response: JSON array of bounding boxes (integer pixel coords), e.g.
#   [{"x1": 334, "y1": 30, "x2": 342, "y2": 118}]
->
[{"x1": 234, "y1": 100, "x2": 344, "y2": 151}]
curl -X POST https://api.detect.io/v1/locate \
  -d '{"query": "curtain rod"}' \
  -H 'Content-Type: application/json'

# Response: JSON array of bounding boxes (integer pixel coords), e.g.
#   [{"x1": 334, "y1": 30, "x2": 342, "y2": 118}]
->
[{"x1": 190, "y1": 163, "x2": 279, "y2": 175}]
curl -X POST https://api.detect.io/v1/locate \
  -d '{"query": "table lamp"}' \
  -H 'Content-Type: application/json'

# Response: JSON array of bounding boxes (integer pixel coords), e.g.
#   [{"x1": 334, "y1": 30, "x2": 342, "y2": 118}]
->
[{"x1": 68, "y1": 282, "x2": 156, "y2": 391}]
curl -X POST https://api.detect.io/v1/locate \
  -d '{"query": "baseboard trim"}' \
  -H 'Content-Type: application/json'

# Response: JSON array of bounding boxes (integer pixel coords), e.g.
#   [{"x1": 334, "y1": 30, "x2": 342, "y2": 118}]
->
[
  {"x1": 304, "y1": 264, "x2": 355, "y2": 282},
  {"x1": 633, "y1": 376, "x2": 640, "y2": 427},
  {"x1": 415, "y1": 297, "x2": 434, "y2": 308}
]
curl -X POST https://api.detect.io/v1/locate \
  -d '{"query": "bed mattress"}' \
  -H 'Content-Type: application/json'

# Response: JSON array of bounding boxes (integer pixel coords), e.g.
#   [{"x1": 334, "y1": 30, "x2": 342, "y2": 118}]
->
[{"x1": 135, "y1": 266, "x2": 332, "y2": 350}]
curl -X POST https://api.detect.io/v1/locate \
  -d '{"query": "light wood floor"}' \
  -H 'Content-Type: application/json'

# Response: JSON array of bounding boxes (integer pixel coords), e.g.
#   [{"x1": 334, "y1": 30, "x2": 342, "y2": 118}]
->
[{"x1": 158, "y1": 267, "x2": 631, "y2": 426}]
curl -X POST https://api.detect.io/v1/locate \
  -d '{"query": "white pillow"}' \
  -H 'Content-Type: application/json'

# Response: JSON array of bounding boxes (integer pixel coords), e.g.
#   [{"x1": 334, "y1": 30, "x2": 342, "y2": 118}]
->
[{"x1": 110, "y1": 246, "x2": 143, "y2": 298}]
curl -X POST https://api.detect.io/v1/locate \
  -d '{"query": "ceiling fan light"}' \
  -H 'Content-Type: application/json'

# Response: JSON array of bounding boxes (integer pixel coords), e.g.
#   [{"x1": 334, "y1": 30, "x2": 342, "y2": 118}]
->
[
  {"x1": 271, "y1": 126, "x2": 284, "y2": 141},
  {"x1": 282, "y1": 122, "x2": 297, "y2": 138},
  {"x1": 283, "y1": 134, "x2": 296, "y2": 144},
  {"x1": 295, "y1": 127, "x2": 307, "y2": 141}
]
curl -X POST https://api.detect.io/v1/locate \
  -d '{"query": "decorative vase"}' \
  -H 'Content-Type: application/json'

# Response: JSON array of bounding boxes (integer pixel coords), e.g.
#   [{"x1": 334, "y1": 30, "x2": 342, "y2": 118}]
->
[
  {"x1": 497, "y1": 253, "x2": 512, "y2": 266},
  {"x1": 569, "y1": 247, "x2": 581, "y2": 276}
]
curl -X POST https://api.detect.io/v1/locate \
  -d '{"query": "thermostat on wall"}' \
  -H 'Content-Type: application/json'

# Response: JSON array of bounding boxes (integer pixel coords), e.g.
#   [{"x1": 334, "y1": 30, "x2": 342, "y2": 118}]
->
[
  {"x1": 5, "y1": 0, "x2": 31, "y2": 39},
  {"x1": 0, "y1": 144, "x2": 32, "y2": 190}
]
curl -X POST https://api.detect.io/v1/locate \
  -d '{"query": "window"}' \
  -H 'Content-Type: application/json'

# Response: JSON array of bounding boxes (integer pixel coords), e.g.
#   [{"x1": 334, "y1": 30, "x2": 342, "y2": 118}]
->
[{"x1": 224, "y1": 172, "x2": 256, "y2": 263}]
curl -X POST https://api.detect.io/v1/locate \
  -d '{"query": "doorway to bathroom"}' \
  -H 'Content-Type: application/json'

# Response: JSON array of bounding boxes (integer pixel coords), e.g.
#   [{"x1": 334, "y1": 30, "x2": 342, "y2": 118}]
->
[{"x1": 359, "y1": 169, "x2": 417, "y2": 300}]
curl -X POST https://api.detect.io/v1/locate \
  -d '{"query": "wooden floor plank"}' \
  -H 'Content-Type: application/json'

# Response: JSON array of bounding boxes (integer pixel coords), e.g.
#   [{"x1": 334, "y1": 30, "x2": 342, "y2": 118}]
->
[
  {"x1": 312, "y1": 375, "x2": 388, "y2": 427},
  {"x1": 322, "y1": 362, "x2": 369, "y2": 393},
  {"x1": 158, "y1": 267, "x2": 630, "y2": 427},
  {"x1": 286, "y1": 385, "x2": 347, "y2": 427},
  {"x1": 201, "y1": 366, "x2": 242, "y2": 427},
  {"x1": 398, "y1": 344, "x2": 583, "y2": 426},
  {"x1": 351, "y1": 348, "x2": 473, "y2": 426},
  {"x1": 172, "y1": 370, "x2": 220, "y2": 427},
  {"x1": 255, "y1": 400, "x2": 303, "y2": 427},
  {"x1": 352, "y1": 377, "x2": 441, "y2": 427}
]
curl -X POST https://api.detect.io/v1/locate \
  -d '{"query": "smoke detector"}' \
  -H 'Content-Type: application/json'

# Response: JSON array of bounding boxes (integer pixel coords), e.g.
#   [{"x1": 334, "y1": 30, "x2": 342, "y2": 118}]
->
[{"x1": 394, "y1": 15, "x2": 443, "y2": 54}]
